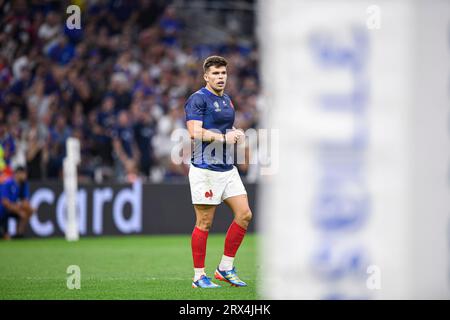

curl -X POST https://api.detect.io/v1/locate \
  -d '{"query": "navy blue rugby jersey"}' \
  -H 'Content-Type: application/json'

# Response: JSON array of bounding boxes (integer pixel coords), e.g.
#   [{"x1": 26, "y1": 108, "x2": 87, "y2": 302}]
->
[{"x1": 184, "y1": 87, "x2": 235, "y2": 172}]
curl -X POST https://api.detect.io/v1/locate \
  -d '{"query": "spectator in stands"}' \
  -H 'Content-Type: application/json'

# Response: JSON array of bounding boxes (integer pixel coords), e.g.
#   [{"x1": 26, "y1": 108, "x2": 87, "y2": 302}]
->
[
  {"x1": 133, "y1": 106, "x2": 156, "y2": 179},
  {"x1": 91, "y1": 95, "x2": 115, "y2": 166},
  {"x1": 108, "y1": 72, "x2": 132, "y2": 112},
  {"x1": 7, "y1": 107, "x2": 26, "y2": 170},
  {"x1": 159, "y1": 5, "x2": 182, "y2": 47},
  {"x1": 152, "y1": 104, "x2": 186, "y2": 180},
  {"x1": 27, "y1": 78, "x2": 51, "y2": 121},
  {"x1": 0, "y1": 121, "x2": 15, "y2": 176},
  {"x1": 47, "y1": 35, "x2": 75, "y2": 65},
  {"x1": 25, "y1": 124, "x2": 48, "y2": 180},
  {"x1": 47, "y1": 114, "x2": 71, "y2": 178},
  {"x1": 7, "y1": 65, "x2": 32, "y2": 111},
  {"x1": 112, "y1": 110, "x2": 140, "y2": 182},
  {"x1": 38, "y1": 10, "x2": 61, "y2": 47}
]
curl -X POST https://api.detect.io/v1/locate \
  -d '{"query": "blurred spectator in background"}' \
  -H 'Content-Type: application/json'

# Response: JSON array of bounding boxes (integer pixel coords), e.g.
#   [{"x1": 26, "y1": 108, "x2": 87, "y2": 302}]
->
[
  {"x1": 133, "y1": 106, "x2": 156, "y2": 179},
  {"x1": 47, "y1": 35, "x2": 75, "y2": 65},
  {"x1": 6, "y1": 65, "x2": 32, "y2": 111},
  {"x1": 93, "y1": 95, "x2": 116, "y2": 166},
  {"x1": 152, "y1": 104, "x2": 186, "y2": 181},
  {"x1": 0, "y1": 121, "x2": 15, "y2": 180},
  {"x1": 108, "y1": 72, "x2": 133, "y2": 112},
  {"x1": 159, "y1": 5, "x2": 183, "y2": 47},
  {"x1": 136, "y1": 0, "x2": 162, "y2": 29},
  {"x1": 27, "y1": 78, "x2": 51, "y2": 121},
  {"x1": 47, "y1": 114, "x2": 71, "y2": 178},
  {"x1": 38, "y1": 10, "x2": 61, "y2": 47},
  {"x1": 8, "y1": 107, "x2": 25, "y2": 170},
  {"x1": 25, "y1": 125, "x2": 48, "y2": 180},
  {"x1": 112, "y1": 110, "x2": 140, "y2": 182}
]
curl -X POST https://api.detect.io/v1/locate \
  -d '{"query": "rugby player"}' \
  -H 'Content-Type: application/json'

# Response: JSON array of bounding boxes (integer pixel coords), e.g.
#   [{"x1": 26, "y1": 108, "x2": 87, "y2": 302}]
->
[{"x1": 185, "y1": 56, "x2": 252, "y2": 288}]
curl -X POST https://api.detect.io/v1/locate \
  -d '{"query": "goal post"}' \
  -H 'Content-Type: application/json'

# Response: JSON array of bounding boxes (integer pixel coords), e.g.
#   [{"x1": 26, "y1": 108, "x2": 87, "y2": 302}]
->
[{"x1": 64, "y1": 137, "x2": 81, "y2": 242}]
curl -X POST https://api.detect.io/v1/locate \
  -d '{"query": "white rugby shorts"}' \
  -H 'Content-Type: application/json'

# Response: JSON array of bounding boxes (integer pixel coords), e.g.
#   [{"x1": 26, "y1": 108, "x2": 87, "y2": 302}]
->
[{"x1": 188, "y1": 165, "x2": 247, "y2": 205}]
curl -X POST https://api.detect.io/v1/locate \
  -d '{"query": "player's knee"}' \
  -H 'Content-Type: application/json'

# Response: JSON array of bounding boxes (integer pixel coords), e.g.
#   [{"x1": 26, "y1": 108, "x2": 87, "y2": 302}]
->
[
  {"x1": 196, "y1": 221, "x2": 212, "y2": 231},
  {"x1": 239, "y1": 208, "x2": 252, "y2": 224},
  {"x1": 196, "y1": 217, "x2": 213, "y2": 231}
]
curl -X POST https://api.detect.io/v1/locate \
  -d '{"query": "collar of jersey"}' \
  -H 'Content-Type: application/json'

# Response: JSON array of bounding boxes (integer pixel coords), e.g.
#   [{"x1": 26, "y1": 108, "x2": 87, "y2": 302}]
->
[{"x1": 202, "y1": 87, "x2": 225, "y2": 98}]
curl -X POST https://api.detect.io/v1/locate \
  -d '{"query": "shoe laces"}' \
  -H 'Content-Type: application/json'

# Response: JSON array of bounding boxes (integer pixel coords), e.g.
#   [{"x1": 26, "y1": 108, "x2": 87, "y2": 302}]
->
[{"x1": 199, "y1": 275, "x2": 213, "y2": 284}]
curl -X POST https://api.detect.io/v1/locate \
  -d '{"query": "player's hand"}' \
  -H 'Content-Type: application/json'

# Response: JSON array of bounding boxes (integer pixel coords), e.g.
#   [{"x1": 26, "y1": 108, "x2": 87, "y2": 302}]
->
[
  {"x1": 235, "y1": 129, "x2": 245, "y2": 144},
  {"x1": 225, "y1": 130, "x2": 245, "y2": 144}
]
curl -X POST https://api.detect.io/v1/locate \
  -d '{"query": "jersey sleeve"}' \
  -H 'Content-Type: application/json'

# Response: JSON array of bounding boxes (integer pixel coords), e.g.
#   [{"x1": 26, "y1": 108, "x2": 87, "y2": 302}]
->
[
  {"x1": 185, "y1": 94, "x2": 206, "y2": 121},
  {"x1": 19, "y1": 182, "x2": 29, "y2": 200}
]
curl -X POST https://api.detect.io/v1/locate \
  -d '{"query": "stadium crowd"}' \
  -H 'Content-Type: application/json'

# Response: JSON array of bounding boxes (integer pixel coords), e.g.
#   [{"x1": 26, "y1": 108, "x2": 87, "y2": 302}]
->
[{"x1": 0, "y1": 0, "x2": 260, "y2": 183}]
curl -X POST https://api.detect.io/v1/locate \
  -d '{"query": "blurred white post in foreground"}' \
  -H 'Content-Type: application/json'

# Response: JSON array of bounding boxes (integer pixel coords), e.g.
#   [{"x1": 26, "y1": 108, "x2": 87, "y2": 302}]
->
[
  {"x1": 259, "y1": 0, "x2": 450, "y2": 299},
  {"x1": 64, "y1": 137, "x2": 80, "y2": 242}
]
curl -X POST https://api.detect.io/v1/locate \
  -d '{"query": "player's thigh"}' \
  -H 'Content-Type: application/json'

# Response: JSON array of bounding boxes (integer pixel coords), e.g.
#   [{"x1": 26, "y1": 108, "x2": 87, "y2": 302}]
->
[
  {"x1": 189, "y1": 166, "x2": 224, "y2": 205},
  {"x1": 193, "y1": 204, "x2": 217, "y2": 227},
  {"x1": 221, "y1": 167, "x2": 247, "y2": 202},
  {"x1": 223, "y1": 194, "x2": 252, "y2": 221}
]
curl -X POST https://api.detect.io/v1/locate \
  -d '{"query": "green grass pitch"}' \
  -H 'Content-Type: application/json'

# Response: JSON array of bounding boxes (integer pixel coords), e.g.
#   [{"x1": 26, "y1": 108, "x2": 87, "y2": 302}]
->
[{"x1": 0, "y1": 234, "x2": 259, "y2": 300}]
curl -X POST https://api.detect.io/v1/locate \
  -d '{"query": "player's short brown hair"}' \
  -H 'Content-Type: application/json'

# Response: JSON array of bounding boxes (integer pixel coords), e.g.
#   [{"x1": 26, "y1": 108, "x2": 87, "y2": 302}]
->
[{"x1": 203, "y1": 56, "x2": 228, "y2": 73}]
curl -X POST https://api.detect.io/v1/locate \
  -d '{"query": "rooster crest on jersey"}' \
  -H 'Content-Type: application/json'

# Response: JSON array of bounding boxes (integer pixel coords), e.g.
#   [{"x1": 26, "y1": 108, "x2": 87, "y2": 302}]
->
[{"x1": 205, "y1": 189, "x2": 213, "y2": 199}]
